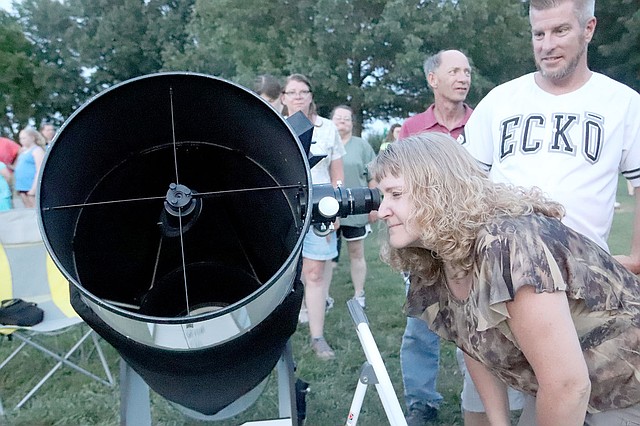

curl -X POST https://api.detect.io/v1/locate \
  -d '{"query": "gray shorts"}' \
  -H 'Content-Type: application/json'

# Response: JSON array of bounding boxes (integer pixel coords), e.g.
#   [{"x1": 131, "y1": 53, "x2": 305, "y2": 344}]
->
[
  {"x1": 337, "y1": 224, "x2": 371, "y2": 241},
  {"x1": 456, "y1": 348, "x2": 524, "y2": 412},
  {"x1": 519, "y1": 393, "x2": 640, "y2": 426}
]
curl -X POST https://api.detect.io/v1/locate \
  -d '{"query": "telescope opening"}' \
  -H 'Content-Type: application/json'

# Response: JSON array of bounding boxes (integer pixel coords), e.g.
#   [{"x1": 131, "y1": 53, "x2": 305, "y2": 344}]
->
[
  {"x1": 70, "y1": 141, "x2": 301, "y2": 317},
  {"x1": 37, "y1": 73, "x2": 380, "y2": 416},
  {"x1": 139, "y1": 261, "x2": 262, "y2": 317}
]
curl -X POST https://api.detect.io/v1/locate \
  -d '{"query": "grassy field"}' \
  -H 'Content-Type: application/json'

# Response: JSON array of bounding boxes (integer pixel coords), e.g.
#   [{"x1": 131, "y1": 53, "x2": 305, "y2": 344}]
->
[{"x1": 0, "y1": 177, "x2": 635, "y2": 425}]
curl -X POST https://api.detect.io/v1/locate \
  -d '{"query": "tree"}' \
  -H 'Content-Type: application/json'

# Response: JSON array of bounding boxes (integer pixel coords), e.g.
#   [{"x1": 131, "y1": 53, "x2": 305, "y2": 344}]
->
[
  {"x1": 10, "y1": 0, "x2": 636, "y2": 135},
  {"x1": 14, "y1": 0, "x2": 195, "y2": 124},
  {"x1": 65, "y1": 0, "x2": 188, "y2": 92},
  {"x1": 163, "y1": 0, "x2": 293, "y2": 78},
  {"x1": 0, "y1": 10, "x2": 41, "y2": 136},
  {"x1": 170, "y1": 0, "x2": 532, "y2": 135},
  {"x1": 15, "y1": 0, "x2": 86, "y2": 127},
  {"x1": 374, "y1": 0, "x2": 532, "y2": 119},
  {"x1": 590, "y1": 0, "x2": 640, "y2": 91}
]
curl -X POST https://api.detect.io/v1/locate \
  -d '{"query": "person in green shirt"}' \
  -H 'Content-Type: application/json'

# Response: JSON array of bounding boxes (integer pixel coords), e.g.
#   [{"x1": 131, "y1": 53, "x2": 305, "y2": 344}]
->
[{"x1": 331, "y1": 105, "x2": 377, "y2": 308}]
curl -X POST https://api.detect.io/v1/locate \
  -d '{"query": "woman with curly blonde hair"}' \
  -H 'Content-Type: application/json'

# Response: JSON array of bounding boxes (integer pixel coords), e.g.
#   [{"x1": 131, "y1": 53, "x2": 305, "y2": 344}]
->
[{"x1": 372, "y1": 132, "x2": 640, "y2": 425}]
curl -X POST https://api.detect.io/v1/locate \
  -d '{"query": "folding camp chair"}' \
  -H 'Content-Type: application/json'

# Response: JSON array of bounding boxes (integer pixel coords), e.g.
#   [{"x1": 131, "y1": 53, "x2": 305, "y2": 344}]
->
[{"x1": 0, "y1": 209, "x2": 114, "y2": 412}]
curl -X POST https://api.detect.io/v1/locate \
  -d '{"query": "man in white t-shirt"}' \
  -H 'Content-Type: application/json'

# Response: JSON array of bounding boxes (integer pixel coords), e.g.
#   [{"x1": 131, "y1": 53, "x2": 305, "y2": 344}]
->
[{"x1": 462, "y1": 0, "x2": 640, "y2": 424}]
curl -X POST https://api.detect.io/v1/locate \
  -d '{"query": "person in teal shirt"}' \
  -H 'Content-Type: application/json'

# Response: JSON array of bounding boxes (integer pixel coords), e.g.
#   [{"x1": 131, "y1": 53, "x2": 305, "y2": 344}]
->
[{"x1": 0, "y1": 162, "x2": 12, "y2": 211}]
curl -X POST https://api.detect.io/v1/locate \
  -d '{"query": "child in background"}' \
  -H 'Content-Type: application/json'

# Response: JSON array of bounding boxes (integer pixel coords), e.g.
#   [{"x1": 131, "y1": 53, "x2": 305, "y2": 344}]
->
[{"x1": 14, "y1": 127, "x2": 46, "y2": 208}]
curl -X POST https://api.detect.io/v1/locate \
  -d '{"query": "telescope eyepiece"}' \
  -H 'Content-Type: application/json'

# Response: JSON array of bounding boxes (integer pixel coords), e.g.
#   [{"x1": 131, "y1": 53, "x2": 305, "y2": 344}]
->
[{"x1": 310, "y1": 184, "x2": 381, "y2": 226}]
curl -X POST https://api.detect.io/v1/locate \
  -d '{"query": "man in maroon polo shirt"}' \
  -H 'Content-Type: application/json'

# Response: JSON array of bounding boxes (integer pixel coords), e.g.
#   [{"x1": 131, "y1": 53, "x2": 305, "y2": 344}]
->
[{"x1": 399, "y1": 49, "x2": 473, "y2": 143}]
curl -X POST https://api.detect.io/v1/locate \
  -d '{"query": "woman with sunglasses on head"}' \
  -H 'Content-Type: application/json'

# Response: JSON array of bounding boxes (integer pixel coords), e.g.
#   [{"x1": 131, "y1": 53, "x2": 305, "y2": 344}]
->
[
  {"x1": 372, "y1": 132, "x2": 640, "y2": 426},
  {"x1": 281, "y1": 73, "x2": 345, "y2": 360}
]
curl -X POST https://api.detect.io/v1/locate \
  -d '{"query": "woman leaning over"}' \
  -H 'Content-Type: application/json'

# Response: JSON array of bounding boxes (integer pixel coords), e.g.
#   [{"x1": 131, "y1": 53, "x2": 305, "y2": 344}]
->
[{"x1": 371, "y1": 132, "x2": 640, "y2": 426}]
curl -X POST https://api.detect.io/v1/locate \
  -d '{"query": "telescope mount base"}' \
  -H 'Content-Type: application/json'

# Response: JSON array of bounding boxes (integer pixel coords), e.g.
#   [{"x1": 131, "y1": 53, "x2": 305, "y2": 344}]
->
[{"x1": 119, "y1": 340, "x2": 299, "y2": 425}]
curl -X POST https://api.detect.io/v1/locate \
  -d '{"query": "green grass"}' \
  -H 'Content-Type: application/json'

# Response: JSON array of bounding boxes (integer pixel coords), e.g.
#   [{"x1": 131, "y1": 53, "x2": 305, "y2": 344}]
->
[{"x1": 0, "y1": 177, "x2": 635, "y2": 425}]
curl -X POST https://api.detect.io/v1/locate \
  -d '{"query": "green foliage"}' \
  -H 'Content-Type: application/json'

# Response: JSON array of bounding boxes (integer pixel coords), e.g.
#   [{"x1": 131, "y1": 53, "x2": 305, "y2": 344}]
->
[
  {"x1": 14, "y1": 0, "x2": 85, "y2": 130},
  {"x1": 168, "y1": 0, "x2": 533, "y2": 134},
  {"x1": 591, "y1": 0, "x2": 640, "y2": 91},
  {"x1": 63, "y1": 0, "x2": 195, "y2": 91},
  {"x1": 3, "y1": 0, "x2": 639, "y2": 135},
  {"x1": 9, "y1": 0, "x2": 196, "y2": 128},
  {"x1": 0, "y1": 10, "x2": 41, "y2": 136},
  {"x1": 366, "y1": 130, "x2": 387, "y2": 154}
]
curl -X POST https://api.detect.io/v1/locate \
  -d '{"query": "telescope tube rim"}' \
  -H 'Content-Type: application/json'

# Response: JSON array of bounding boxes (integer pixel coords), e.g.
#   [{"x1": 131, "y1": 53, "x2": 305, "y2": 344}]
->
[{"x1": 36, "y1": 71, "x2": 314, "y2": 327}]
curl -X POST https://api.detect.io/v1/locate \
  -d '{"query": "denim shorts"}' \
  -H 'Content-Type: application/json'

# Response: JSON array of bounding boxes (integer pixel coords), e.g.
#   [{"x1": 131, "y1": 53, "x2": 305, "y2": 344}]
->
[{"x1": 302, "y1": 228, "x2": 338, "y2": 261}]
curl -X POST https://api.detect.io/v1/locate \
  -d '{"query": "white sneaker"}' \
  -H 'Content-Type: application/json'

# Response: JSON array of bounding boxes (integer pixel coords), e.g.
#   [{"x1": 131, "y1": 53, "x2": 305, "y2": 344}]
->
[
  {"x1": 325, "y1": 296, "x2": 334, "y2": 313},
  {"x1": 298, "y1": 306, "x2": 309, "y2": 324},
  {"x1": 354, "y1": 291, "x2": 365, "y2": 308}
]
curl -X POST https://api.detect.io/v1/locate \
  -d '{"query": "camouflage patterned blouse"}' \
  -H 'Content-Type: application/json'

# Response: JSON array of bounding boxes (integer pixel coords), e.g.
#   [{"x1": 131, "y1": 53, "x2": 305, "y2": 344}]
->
[{"x1": 406, "y1": 213, "x2": 640, "y2": 413}]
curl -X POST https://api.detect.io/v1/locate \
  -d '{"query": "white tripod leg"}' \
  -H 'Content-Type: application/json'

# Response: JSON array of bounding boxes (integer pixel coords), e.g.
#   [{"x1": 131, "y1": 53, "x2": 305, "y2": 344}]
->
[
  {"x1": 346, "y1": 363, "x2": 375, "y2": 426},
  {"x1": 346, "y1": 299, "x2": 407, "y2": 426}
]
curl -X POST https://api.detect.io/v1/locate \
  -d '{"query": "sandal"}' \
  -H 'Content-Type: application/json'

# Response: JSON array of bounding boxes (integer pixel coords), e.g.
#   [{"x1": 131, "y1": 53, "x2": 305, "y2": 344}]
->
[{"x1": 311, "y1": 336, "x2": 335, "y2": 360}]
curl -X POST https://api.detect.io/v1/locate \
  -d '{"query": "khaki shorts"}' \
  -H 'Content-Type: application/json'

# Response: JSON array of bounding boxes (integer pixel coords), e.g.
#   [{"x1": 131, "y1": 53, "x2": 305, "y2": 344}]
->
[
  {"x1": 456, "y1": 347, "x2": 524, "y2": 412},
  {"x1": 519, "y1": 394, "x2": 640, "y2": 426}
]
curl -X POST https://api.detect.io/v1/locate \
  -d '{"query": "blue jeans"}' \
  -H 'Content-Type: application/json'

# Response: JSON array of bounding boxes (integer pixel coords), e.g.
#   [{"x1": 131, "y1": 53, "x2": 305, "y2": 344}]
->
[{"x1": 401, "y1": 276, "x2": 443, "y2": 410}]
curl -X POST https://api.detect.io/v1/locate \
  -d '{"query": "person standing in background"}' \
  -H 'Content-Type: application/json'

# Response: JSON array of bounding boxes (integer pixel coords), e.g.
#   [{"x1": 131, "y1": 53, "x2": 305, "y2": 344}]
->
[
  {"x1": 379, "y1": 123, "x2": 401, "y2": 152},
  {"x1": 397, "y1": 49, "x2": 476, "y2": 426},
  {"x1": 14, "y1": 127, "x2": 46, "y2": 209},
  {"x1": 39, "y1": 122, "x2": 57, "y2": 145},
  {"x1": 330, "y1": 105, "x2": 377, "y2": 308},
  {"x1": 254, "y1": 74, "x2": 284, "y2": 114},
  {"x1": 0, "y1": 161, "x2": 12, "y2": 211},
  {"x1": 398, "y1": 50, "x2": 473, "y2": 142},
  {"x1": 0, "y1": 136, "x2": 20, "y2": 210},
  {"x1": 281, "y1": 73, "x2": 345, "y2": 360},
  {"x1": 0, "y1": 136, "x2": 20, "y2": 170},
  {"x1": 462, "y1": 0, "x2": 640, "y2": 423}
]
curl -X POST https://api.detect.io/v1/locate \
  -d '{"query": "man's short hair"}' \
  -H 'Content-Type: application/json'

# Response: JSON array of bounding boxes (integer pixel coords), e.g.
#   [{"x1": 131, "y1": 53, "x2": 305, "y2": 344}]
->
[
  {"x1": 529, "y1": 0, "x2": 595, "y2": 27},
  {"x1": 423, "y1": 51, "x2": 444, "y2": 81},
  {"x1": 331, "y1": 104, "x2": 354, "y2": 118},
  {"x1": 422, "y1": 51, "x2": 446, "y2": 92},
  {"x1": 39, "y1": 121, "x2": 56, "y2": 130}
]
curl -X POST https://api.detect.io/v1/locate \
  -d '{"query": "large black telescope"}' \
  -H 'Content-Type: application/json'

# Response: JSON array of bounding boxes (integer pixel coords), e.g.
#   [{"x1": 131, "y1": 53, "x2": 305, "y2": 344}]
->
[{"x1": 36, "y1": 72, "x2": 379, "y2": 418}]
